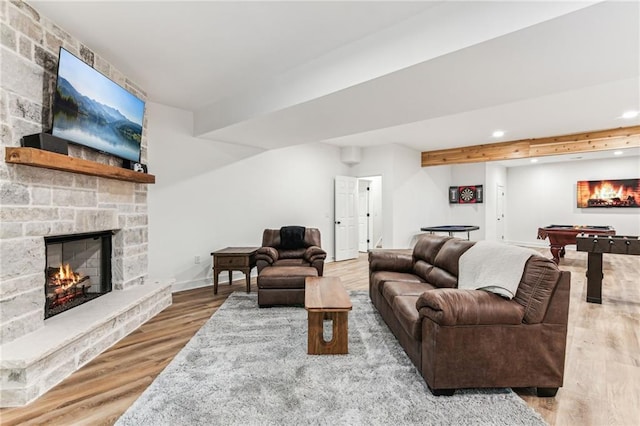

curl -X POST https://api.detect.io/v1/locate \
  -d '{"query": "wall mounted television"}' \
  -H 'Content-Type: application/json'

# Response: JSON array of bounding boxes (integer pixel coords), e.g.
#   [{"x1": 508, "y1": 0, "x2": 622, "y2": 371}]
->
[
  {"x1": 51, "y1": 47, "x2": 145, "y2": 162},
  {"x1": 576, "y1": 178, "x2": 640, "y2": 208}
]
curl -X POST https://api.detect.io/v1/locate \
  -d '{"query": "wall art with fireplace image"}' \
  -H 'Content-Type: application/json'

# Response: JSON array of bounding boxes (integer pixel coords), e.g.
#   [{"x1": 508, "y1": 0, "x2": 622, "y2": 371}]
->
[{"x1": 577, "y1": 178, "x2": 640, "y2": 208}]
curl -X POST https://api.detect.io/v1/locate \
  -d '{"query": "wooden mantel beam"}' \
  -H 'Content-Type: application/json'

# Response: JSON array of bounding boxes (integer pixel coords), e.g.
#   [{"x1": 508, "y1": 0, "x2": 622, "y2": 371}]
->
[{"x1": 421, "y1": 125, "x2": 640, "y2": 167}]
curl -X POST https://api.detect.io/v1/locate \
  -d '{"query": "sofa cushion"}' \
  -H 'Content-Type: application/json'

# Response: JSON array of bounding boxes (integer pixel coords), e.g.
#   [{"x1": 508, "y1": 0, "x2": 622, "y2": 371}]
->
[
  {"x1": 416, "y1": 289, "x2": 525, "y2": 326},
  {"x1": 370, "y1": 271, "x2": 424, "y2": 296},
  {"x1": 278, "y1": 248, "x2": 307, "y2": 259},
  {"x1": 383, "y1": 281, "x2": 435, "y2": 306},
  {"x1": 413, "y1": 234, "x2": 451, "y2": 264},
  {"x1": 369, "y1": 251, "x2": 413, "y2": 273},
  {"x1": 426, "y1": 239, "x2": 475, "y2": 288},
  {"x1": 273, "y1": 258, "x2": 308, "y2": 268},
  {"x1": 412, "y1": 260, "x2": 434, "y2": 282},
  {"x1": 514, "y1": 256, "x2": 562, "y2": 324},
  {"x1": 392, "y1": 295, "x2": 422, "y2": 341}
]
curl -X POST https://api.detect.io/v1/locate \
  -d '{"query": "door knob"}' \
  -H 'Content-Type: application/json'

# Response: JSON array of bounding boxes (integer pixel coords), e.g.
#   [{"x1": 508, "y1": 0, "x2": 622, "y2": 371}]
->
[{"x1": 335, "y1": 221, "x2": 341, "y2": 224}]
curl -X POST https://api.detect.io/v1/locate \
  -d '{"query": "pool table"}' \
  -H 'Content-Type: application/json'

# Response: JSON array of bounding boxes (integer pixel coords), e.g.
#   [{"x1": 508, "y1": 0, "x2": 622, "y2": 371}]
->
[{"x1": 537, "y1": 225, "x2": 616, "y2": 264}]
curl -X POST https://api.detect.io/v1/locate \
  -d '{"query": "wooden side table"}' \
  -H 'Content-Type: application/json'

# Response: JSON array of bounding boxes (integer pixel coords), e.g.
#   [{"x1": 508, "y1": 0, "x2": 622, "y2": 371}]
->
[{"x1": 211, "y1": 247, "x2": 258, "y2": 295}]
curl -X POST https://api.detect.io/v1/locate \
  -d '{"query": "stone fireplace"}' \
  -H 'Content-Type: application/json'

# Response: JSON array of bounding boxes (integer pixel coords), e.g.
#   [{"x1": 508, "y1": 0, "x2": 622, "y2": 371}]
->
[
  {"x1": 0, "y1": 1, "x2": 172, "y2": 407},
  {"x1": 44, "y1": 231, "x2": 113, "y2": 319}
]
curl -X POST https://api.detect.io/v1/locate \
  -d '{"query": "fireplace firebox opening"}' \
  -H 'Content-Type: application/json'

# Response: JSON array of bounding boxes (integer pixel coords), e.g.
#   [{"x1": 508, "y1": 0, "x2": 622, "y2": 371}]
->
[{"x1": 44, "y1": 231, "x2": 113, "y2": 319}]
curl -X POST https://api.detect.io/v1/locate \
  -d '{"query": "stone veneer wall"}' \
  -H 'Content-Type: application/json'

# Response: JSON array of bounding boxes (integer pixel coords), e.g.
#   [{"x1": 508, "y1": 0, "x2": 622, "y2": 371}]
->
[{"x1": 0, "y1": 0, "x2": 151, "y2": 344}]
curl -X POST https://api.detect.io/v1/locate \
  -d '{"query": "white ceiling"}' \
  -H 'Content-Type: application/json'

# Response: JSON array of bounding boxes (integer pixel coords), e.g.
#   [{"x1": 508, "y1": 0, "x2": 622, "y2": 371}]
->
[{"x1": 31, "y1": 0, "x2": 640, "y2": 165}]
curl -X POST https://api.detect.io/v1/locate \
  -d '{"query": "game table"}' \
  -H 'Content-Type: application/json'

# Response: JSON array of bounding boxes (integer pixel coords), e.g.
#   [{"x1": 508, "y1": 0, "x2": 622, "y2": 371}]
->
[
  {"x1": 576, "y1": 234, "x2": 640, "y2": 303},
  {"x1": 420, "y1": 225, "x2": 480, "y2": 240},
  {"x1": 537, "y1": 225, "x2": 615, "y2": 264}
]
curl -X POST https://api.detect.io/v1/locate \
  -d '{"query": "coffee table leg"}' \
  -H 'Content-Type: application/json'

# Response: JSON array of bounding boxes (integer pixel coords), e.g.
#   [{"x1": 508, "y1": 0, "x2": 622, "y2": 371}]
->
[
  {"x1": 213, "y1": 269, "x2": 219, "y2": 295},
  {"x1": 308, "y1": 311, "x2": 323, "y2": 355},
  {"x1": 307, "y1": 311, "x2": 348, "y2": 355},
  {"x1": 332, "y1": 312, "x2": 349, "y2": 354}
]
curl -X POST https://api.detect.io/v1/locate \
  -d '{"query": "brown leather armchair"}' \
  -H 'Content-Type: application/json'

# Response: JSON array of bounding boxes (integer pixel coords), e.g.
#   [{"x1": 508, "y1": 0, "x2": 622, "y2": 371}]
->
[
  {"x1": 256, "y1": 227, "x2": 326, "y2": 275},
  {"x1": 256, "y1": 227, "x2": 327, "y2": 307}
]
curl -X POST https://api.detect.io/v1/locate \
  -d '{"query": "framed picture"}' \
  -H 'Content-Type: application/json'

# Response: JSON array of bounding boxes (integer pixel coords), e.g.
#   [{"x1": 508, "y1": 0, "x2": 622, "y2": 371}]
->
[
  {"x1": 577, "y1": 178, "x2": 640, "y2": 208},
  {"x1": 449, "y1": 185, "x2": 483, "y2": 204}
]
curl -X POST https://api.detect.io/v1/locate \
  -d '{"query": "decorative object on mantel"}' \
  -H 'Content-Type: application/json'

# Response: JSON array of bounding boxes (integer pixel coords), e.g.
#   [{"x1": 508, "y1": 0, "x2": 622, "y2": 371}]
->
[
  {"x1": 122, "y1": 159, "x2": 148, "y2": 173},
  {"x1": 576, "y1": 178, "x2": 639, "y2": 208},
  {"x1": 449, "y1": 185, "x2": 483, "y2": 203},
  {"x1": 4, "y1": 147, "x2": 155, "y2": 184},
  {"x1": 21, "y1": 133, "x2": 69, "y2": 155}
]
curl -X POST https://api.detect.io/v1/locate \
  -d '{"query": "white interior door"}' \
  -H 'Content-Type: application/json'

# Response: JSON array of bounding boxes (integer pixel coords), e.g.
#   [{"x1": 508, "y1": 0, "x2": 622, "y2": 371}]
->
[
  {"x1": 335, "y1": 176, "x2": 358, "y2": 261},
  {"x1": 496, "y1": 184, "x2": 505, "y2": 241},
  {"x1": 358, "y1": 181, "x2": 370, "y2": 252}
]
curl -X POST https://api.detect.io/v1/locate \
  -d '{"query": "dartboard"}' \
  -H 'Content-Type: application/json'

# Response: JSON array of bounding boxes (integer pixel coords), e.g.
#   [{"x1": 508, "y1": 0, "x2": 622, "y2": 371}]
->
[{"x1": 459, "y1": 187, "x2": 476, "y2": 203}]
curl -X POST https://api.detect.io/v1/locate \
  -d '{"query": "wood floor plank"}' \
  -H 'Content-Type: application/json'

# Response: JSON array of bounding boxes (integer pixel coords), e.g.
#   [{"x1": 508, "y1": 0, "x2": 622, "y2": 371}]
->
[{"x1": 1, "y1": 249, "x2": 639, "y2": 425}]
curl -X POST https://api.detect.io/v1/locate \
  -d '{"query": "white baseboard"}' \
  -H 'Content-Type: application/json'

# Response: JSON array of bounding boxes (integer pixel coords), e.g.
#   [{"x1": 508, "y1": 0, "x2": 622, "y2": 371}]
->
[{"x1": 504, "y1": 240, "x2": 570, "y2": 251}]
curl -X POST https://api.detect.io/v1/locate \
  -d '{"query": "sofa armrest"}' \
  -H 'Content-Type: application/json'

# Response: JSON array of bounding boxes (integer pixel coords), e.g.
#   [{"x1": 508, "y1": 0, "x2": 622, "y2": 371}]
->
[
  {"x1": 417, "y1": 289, "x2": 525, "y2": 326},
  {"x1": 304, "y1": 245, "x2": 327, "y2": 263},
  {"x1": 256, "y1": 246, "x2": 278, "y2": 265},
  {"x1": 368, "y1": 251, "x2": 413, "y2": 273}
]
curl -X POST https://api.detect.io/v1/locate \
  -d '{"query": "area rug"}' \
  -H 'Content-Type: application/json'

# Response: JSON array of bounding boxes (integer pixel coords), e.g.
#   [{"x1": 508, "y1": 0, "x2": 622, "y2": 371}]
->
[{"x1": 116, "y1": 292, "x2": 546, "y2": 426}]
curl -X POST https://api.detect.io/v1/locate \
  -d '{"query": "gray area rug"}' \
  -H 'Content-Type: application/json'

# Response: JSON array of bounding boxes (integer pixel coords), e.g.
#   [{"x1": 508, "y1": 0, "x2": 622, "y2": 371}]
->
[{"x1": 117, "y1": 292, "x2": 546, "y2": 425}]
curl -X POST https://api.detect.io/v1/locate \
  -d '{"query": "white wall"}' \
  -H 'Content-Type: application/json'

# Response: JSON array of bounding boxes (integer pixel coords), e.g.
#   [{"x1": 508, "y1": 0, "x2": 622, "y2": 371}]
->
[
  {"x1": 147, "y1": 102, "x2": 348, "y2": 291},
  {"x1": 147, "y1": 101, "x2": 639, "y2": 290},
  {"x1": 448, "y1": 163, "x2": 487, "y2": 240},
  {"x1": 352, "y1": 144, "x2": 450, "y2": 248},
  {"x1": 506, "y1": 156, "x2": 640, "y2": 246},
  {"x1": 485, "y1": 163, "x2": 507, "y2": 241}
]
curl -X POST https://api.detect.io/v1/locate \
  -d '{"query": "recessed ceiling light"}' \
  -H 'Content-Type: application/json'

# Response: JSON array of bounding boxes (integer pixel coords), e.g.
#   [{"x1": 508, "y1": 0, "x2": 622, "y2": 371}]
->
[
  {"x1": 492, "y1": 130, "x2": 505, "y2": 138},
  {"x1": 614, "y1": 151, "x2": 623, "y2": 155},
  {"x1": 621, "y1": 110, "x2": 639, "y2": 119},
  {"x1": 530, "y1": 158, "x2": 538, "y2": 163}
]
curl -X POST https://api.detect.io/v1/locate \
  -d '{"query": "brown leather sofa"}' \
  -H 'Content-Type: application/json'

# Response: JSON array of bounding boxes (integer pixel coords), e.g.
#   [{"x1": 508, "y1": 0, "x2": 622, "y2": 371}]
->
[
  {"x1": 256, "y1": 227, "x2": 327, "y2": 307},
  {"x1": 369, "y1": 234, "x2": 570, "y2": 397}
]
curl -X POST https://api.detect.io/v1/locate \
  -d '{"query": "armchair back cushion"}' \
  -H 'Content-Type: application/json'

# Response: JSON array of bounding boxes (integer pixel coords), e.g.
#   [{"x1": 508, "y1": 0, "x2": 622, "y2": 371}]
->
[{"x1": 261, "y1": 228, "x2": 322, "y2": 249}]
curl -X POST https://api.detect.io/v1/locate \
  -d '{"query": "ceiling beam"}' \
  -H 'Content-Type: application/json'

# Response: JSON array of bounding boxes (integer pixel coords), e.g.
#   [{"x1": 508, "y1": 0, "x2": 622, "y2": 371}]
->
[{"x1": 421, "y1": 125, "x2": 640, "y2": 167}]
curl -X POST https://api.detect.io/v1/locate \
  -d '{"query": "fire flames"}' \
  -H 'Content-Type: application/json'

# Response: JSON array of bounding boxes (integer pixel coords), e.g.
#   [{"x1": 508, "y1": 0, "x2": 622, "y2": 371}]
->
[
  {"x1": 46, "y1": 263, "x2": 91, "y2": 312},
  {"x1": 590, "y1": 183, "x2": 624, "y2": 200},
  {"x1": 51, "y1": 263, "x2": 82, "y2": 292}
]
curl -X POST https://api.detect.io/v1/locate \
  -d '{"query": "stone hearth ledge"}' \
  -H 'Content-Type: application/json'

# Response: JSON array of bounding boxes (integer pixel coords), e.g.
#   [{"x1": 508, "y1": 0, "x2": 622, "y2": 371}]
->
[{"x1": 0, "y1": 279, "x2": 173, "y2": 407}]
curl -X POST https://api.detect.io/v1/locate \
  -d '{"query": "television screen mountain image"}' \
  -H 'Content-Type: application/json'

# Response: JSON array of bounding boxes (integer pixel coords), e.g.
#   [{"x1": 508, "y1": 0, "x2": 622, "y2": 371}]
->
[{"x1": 52, "y1": 48, "x2": 145, "y2": 162}]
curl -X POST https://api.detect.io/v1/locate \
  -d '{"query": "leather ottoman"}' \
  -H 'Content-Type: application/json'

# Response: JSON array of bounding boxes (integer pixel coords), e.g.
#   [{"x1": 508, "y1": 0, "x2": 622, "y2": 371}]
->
[{"x1": 257, "y1": 266, "x2": 318, "y2": 307}]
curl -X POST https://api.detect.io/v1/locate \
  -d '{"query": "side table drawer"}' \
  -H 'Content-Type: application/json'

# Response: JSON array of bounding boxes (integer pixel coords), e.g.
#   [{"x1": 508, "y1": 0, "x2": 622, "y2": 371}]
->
[{"x1": 215, "y1": 256, "x2": 248, "y2": 268}]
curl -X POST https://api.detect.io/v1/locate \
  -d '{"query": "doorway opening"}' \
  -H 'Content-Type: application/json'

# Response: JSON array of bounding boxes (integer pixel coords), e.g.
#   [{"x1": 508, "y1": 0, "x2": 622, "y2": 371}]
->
[{"x1": 334, "y1": 175, "x2": 383, "y2": 261}]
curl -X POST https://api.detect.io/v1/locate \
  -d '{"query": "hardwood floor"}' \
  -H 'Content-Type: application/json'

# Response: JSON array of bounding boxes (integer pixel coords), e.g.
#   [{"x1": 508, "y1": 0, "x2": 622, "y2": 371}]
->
[{"x1": 1, "y1": 249, "x2": 638, "y2": 425}]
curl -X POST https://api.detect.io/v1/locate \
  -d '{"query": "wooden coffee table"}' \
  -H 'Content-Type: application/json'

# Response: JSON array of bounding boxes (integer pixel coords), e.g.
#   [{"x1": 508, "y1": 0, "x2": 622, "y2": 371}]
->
[{"x1": 304, "y1": 276, "x2": 352, "y2": 355}]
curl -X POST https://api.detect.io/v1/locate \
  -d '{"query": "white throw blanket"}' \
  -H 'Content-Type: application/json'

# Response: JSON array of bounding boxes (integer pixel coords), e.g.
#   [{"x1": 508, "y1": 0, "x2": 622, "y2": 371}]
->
[{"x1": 458, "y1": 241, "x2": 540, "y2": 299}]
